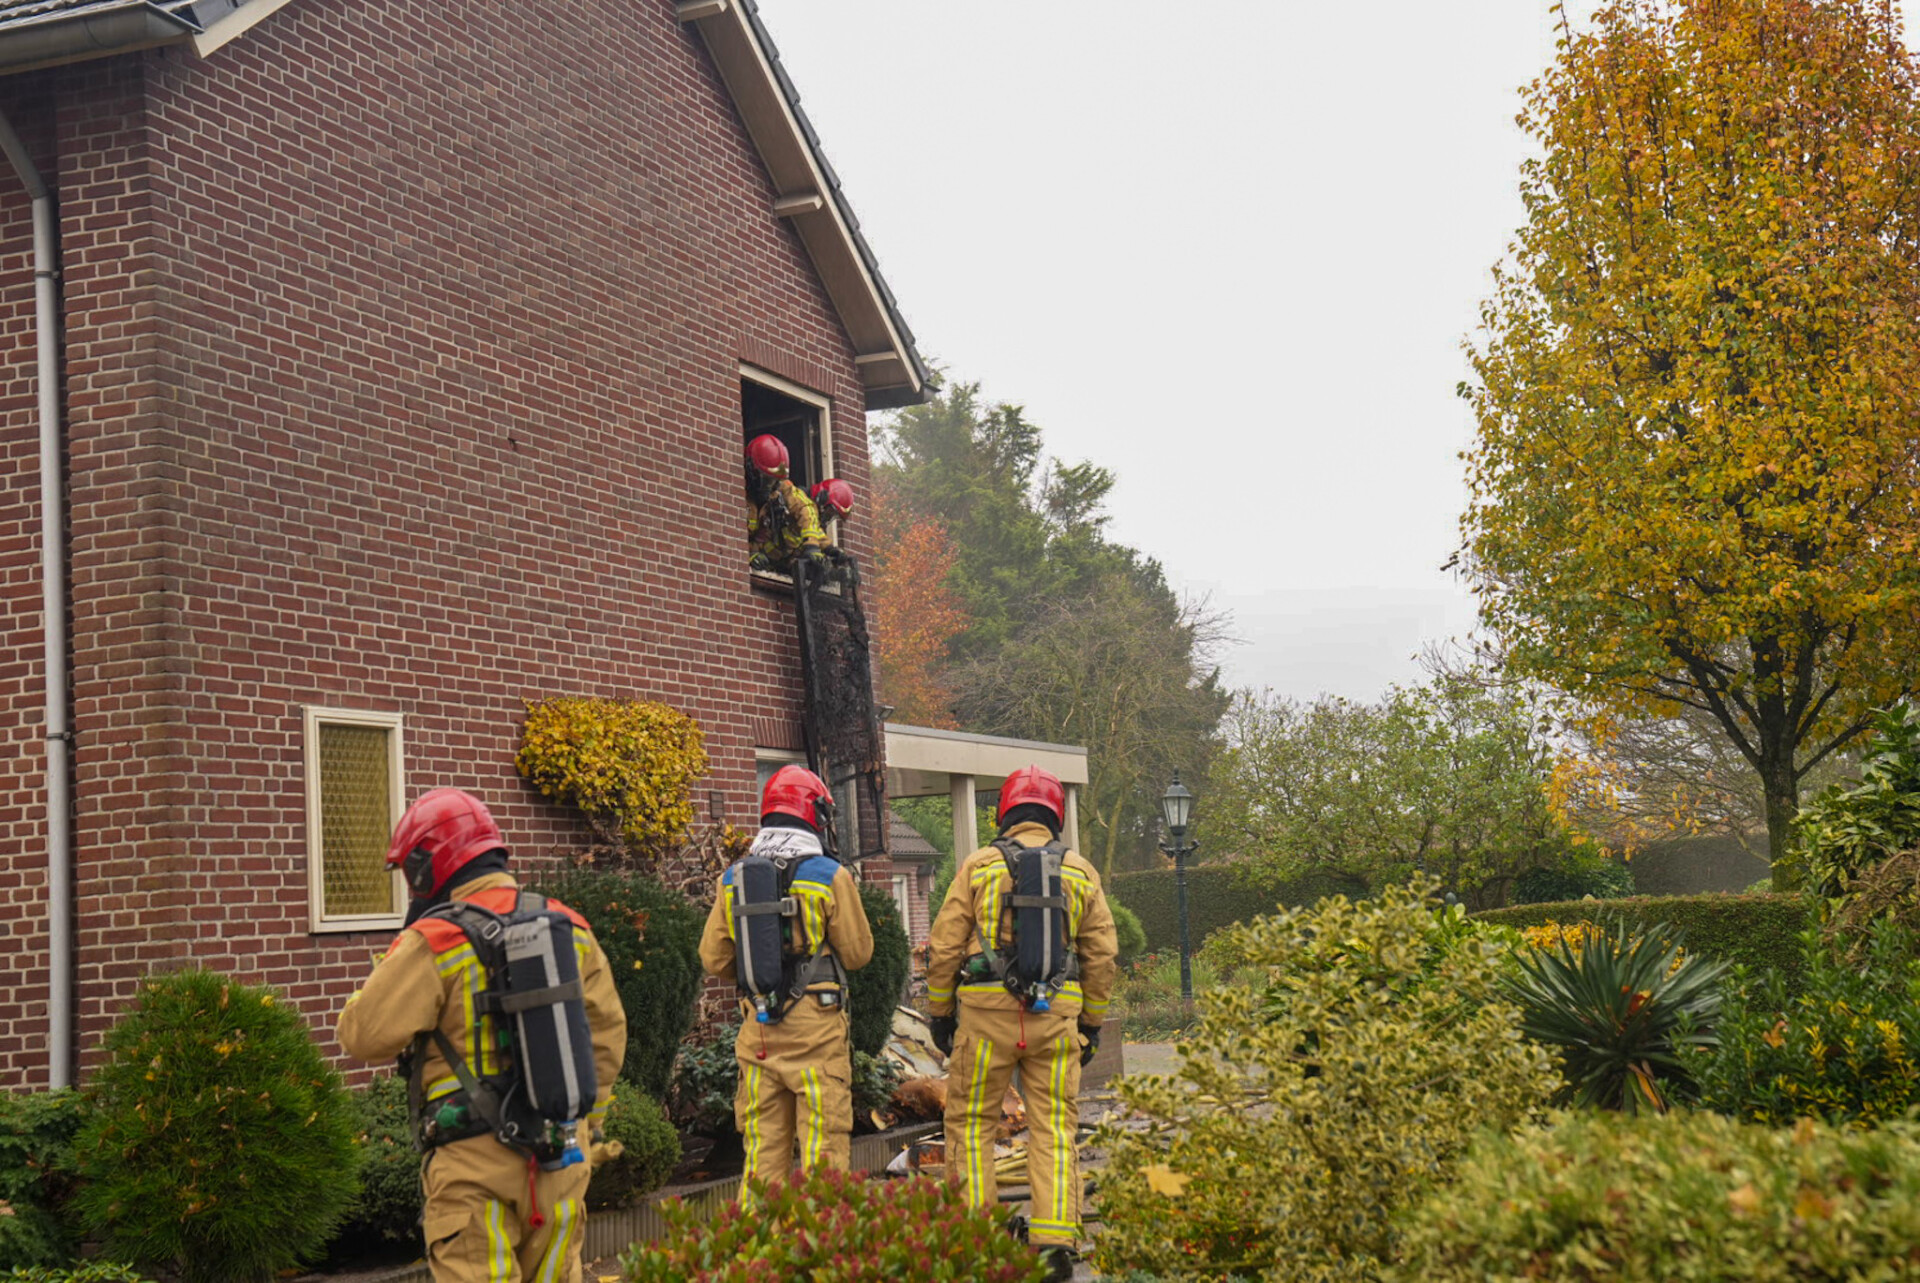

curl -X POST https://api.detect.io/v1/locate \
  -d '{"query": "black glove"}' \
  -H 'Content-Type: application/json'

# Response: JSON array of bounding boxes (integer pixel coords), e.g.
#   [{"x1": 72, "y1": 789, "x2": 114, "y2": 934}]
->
[
  {"x1": 1079, "y1": 1022, "x2": 1101, "y2": 1067},
  {"x1": 930, "y1": 1014, "x2": 958, "y2": 1057},
  {"x1": 802, "y1": 544, "x2": 826, "y2": 563},
  {"x1": 749, "y1": 551, "x2": 771, "y2": 572}
]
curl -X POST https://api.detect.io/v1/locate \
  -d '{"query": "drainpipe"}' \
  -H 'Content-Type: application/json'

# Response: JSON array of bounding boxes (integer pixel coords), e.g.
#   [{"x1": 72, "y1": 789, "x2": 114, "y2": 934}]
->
[{"x1": 0, "y1": 108, "x2": 73, "y2": 1091}]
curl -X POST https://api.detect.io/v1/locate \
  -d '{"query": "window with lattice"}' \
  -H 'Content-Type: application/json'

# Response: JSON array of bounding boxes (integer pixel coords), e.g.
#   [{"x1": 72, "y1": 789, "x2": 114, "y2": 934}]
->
[{"x1": 305, "y1": 707, "x2": 405, "y2": 931}]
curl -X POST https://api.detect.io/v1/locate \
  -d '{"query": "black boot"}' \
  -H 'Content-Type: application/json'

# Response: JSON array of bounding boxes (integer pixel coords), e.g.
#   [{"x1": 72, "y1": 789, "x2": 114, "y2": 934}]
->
[{"x1": 1036, "y1": 1245, "x2": 1076, "y2": 1282}]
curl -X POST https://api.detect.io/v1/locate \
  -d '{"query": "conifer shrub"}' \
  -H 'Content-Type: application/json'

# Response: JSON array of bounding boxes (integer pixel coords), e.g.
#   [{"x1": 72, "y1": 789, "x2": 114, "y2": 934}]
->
[
  {"x1": 1091, "y1": 881, "x2": 1560, "y2": 1282},
  {"x1": 586, "y1": 1091, "x2": 681, "y2": 1210},
  {"x1": 620, "y1": 1169, "x2": 1046, "y2": 1282},
  {"x1": 327, "y1": 1076, "x2": 420, "y2": 1254},
  {"x1": 72, "y1": 971, "x2": 358, "y2": 1283},
  {"x1": 516, "y1": 696, "x2": 707, "y2": 857},
  {"x1": 0, "y1": 1090, "x2": 84, "y2": 1268},
  {"x1": 530, "y1": 867, "x2": 704, "y2": 1100},
  {"x1": 849, "y1": 883, "x2": 911, "y2": 1058},
  {"x1": 1683, "y1": 920, "x2": 1920, "y2": 1127},
  {"x1": 1397, "y1": 1111, "x2": 1920, "y2": 1282}
]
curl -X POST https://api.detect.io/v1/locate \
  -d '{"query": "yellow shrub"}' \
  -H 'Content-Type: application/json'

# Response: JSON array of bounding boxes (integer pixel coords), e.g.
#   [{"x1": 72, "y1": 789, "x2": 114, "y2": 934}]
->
[
  {"x1": 516, "y1": 697, "x2": 706, "y2": 857},
  {"x1": 1519, "y1": 919, "x2": 1605, "y2": 952}
]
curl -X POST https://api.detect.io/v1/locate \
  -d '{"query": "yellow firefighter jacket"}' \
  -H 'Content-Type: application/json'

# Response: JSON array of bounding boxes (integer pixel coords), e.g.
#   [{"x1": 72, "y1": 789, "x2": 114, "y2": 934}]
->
[
  {"x1": 338, "y1": 871, "x2": 627, "y2": 1128},
  {"x1": 925, "y1": 821, "x2": 1118, "y2": 1023},
  {"x1": 700, "y1": 843, "x2": 874, "y2": 1014},
  {"x1": 747, "y1": 478, "x2": 828, "y2": 566}
]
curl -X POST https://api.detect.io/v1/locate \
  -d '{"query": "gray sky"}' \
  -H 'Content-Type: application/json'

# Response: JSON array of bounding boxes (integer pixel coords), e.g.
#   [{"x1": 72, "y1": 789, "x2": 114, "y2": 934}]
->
[{"x1": 763, "y1": 2, "x2": 1913, "y2": 701}]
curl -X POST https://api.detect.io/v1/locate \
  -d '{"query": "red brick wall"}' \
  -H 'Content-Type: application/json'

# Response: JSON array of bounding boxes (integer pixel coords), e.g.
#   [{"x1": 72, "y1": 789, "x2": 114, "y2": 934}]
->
[{"x1": 0, "y1": 0, "x2": 892, "y2": 1088}]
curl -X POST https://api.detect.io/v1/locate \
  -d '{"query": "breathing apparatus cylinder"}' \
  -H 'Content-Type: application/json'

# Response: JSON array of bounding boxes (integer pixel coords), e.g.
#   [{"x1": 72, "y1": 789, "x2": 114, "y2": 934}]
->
[{"x1": 501, "y1": 910, "x2": 597, "y2": 1125}]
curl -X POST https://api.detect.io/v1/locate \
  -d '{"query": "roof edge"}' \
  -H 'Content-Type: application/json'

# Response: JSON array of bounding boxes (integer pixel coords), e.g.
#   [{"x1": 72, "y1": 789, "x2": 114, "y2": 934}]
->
[
  {"x1": 0, "y1": 0, "x2": 200, "y2": 76},
  {"x1": 679, "y1": 0, "x2": 930, "y2": 408}
]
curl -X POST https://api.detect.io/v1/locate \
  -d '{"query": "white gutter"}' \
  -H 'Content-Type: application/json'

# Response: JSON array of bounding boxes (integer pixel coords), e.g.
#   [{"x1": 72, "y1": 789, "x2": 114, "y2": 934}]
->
[{"x1": 0, "y1": 109, "x2": 73, "y2": 1091}]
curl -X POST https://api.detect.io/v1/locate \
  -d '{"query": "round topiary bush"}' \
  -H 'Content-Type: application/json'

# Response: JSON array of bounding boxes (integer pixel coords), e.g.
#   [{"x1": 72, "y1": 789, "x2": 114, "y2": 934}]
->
[
  {"x1": 530, "y1": 867, "x2": 705, "y2": 1101},
  {"x1": 585, "y1": 1090, "x2": 681, "y2": 1210},
  {"x1": 849, "y1": 883, "x2": 911, "y2": 1057},
  {"x1": 73, "y1": 971, "x2": 359, "y2": 1283}
]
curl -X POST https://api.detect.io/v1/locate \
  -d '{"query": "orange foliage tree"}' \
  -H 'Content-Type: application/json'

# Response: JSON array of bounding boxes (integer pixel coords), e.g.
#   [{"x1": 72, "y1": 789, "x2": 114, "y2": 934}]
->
[
  {"x1": 1464, "y1": 0, "x2": 1920, "y2": 881},
  {"x1": 869, "y1": 477, "x2": 969, "y2": 729}
]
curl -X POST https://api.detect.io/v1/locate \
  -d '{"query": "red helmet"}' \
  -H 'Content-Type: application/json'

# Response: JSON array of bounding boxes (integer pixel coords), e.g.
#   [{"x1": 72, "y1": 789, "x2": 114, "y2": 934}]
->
[
  {"x1": 997, "y1": 765, "x2": 1065, "y2": 829},
  {"x1": 762, "y1": 764, "x2": 833, "y2": 830},
  {"x1": 746, "y1": 434, "x2": 790, "y2": 479},
  {"x1": 809, "y1": 478, "x2": 855, "y2": 519},
  {"x1": 385, "y1": 788, "x2": 507, "y2": 899}
]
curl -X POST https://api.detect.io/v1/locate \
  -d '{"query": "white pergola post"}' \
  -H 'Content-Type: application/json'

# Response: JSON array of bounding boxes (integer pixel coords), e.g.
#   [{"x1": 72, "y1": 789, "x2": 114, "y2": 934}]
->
[
  {"x1": 1063, "y1": 782, "x2": 1081, "y2": 853},
  {"x1": 950, "y1": 773, "x2": 978, "y2": 858}
]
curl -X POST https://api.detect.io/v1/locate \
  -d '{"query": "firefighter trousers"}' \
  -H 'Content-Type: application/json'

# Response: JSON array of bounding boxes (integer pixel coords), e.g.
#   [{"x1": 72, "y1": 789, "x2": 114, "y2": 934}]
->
[
  {"x1": 944, "y1": 1005, "x2": 1085, "y2": 1248},
  {"x1": 419, "y1": 1135, "x2": 591, "y2": 1283},
  {"x1": 733, "y1": 992, "x2": 854, "y2": 1193}
]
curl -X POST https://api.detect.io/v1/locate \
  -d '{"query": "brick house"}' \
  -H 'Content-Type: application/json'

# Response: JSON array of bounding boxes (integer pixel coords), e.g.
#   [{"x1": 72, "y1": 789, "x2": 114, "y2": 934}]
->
[{"x1": 0, "y1": 0, "x2": 930, "y2": 1091}]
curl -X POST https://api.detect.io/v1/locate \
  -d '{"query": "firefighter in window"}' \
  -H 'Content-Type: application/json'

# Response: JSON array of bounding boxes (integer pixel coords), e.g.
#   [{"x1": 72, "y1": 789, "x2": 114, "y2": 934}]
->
[
  {"x1": 924, "y1": 766, "x2": 1119, "y2": 1283},
  {"x1": 337, "y1": 789, "x2": 627, "y2": 1283},
  {"x1": 699, "y1": 765, "x2": 874, "y2": 1195},
  {"x1": 745, "y1": 433, "x2": 828, "y2": 573}
]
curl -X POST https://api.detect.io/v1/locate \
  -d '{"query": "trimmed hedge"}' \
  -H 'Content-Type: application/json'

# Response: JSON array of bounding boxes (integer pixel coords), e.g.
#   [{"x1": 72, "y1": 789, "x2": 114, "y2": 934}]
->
[
  {"x1": 1476, "y1": 893, "x2": 1818, "y2": 992},
  {"x1": 1109, "y1": 865, "x2": 1365, "y2": 953}
]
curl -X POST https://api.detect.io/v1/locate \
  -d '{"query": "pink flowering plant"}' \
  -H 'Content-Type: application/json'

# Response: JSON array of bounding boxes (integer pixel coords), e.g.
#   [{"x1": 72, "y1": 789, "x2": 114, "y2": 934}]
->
[{"x1": 620, "y1": 1168, "x2": 1046, "y2": 1283}]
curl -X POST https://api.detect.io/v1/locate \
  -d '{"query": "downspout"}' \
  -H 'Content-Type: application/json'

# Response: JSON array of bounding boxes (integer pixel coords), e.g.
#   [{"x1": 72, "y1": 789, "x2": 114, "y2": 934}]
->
[{"x1": 0, "y1": 109, "x2": 73, "y2": 1091}]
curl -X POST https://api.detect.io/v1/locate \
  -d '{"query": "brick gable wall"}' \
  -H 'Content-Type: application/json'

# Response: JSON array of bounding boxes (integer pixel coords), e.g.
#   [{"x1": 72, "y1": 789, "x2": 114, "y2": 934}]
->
[{"x1": 0, "y1": 0, "x2": 890, "y2": 1087}]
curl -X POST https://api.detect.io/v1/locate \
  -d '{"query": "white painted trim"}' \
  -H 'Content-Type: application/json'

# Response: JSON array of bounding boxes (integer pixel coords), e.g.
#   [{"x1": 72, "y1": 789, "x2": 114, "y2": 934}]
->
[
  {"x1": 192, "y1": 0, "x2": 298, "y2": 58},
  {"x1": 304, "y1": 706, "x2": 406, "y2": 934}
]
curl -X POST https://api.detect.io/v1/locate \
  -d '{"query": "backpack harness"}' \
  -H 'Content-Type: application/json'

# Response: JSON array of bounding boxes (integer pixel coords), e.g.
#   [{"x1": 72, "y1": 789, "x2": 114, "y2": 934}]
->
[
  {"x1": 400, "y1": 891, "x2": 597, "y2": 1170},
  {"x1": 728, "y1": 851, "x2": 849, "y2": 1024},
  {"x1": 968, "y1": 836, "x2": 1079, "y2": 1012}
]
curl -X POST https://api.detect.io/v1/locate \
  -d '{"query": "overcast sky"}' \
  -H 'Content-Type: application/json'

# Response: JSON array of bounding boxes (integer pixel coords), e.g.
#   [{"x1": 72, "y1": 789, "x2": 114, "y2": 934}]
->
[{"x1": 763, "y1": 2, "x2": 1916, "y2": 701}]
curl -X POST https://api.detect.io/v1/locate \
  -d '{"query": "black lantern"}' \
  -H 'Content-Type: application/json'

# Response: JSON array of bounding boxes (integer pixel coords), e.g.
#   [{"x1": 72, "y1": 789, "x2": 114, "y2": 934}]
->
[
  {"x1": 1160, "y1": 773, "x2": 1194, "y2": 841},
  {"x1": 1158, "y1": 772, "x2": 1199, "y2": 1008}
]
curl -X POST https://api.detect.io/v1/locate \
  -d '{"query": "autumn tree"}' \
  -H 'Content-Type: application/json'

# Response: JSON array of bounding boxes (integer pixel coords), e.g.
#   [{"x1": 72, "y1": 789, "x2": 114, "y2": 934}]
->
[
  {"x1": 868, "y1": 476, "x2": 968, "y2": 728},
  {"x1": 1463, "y1": 0, "x2": 1920, "y2": 881}
]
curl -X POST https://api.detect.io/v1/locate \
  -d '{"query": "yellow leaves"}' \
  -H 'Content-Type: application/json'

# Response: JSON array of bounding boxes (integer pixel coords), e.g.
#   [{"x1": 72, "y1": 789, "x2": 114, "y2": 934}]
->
[
  {"x1": 517, "y1": 697, "x2": 707, "y2": 858},
  {"x1": 1142, "y1": 1164, "x2": 1191, "y2": 1198},
  {"x1": 1728, "y1": 1182, "x2": 1763, "y2": 1216}
]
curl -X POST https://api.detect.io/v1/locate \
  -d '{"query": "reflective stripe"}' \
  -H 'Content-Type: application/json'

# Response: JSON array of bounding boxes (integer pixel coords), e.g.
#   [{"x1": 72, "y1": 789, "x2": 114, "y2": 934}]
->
[
  {"x1": 1048, "y1": 1031, "x2": 1075, "y2": 1237},
  {"x1": 957, "y1": 980, "x2": 1086, "y2": 1001},
  {"x1": 800, "y1": 1067, "x2": 826, "y2": 1168},
  {"x1": 926, "y1": 984, "x2": 954, "y2": 1002},
  {"x1": 485, "y1": 1198, "x2": 511, "y2": 1283},
  {"x1": 963, "y1": 1035, "x2": 995, "y2": 1207},
  {"x1": 535, "y1": 1198, "x2": 579, "y2": 1283},
  {"x1": 739, "y1": 1062, "x2": 763, "y2": 1204}
]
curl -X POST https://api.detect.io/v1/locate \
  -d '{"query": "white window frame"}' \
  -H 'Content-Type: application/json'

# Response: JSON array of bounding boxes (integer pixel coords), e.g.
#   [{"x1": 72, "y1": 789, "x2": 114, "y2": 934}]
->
[
  {"x1": 891, "y1": 872, "x2": 912, "y2": 931},
  {"x1": 305, "y1": 706, "x2": 406, "y2": 933}
]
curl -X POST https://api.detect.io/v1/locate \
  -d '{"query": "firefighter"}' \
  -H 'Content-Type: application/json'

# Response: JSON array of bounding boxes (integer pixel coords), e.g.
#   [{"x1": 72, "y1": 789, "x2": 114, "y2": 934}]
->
[
  {"x1": 700, "y1": 765, "x2": 874, "y2": 1192},
  {"x1": 337, "y1": 788, "x2": 627, "y2": 1283},
  {"x1": 925, "y1": 765, "x2": 1118, "y2": 1282},
  {"x1": 746, "y1": 433, "x2": 828, "y2": 572},
  {"x1": 808, "y1": 478, "x2": 855, "y2": 527}
]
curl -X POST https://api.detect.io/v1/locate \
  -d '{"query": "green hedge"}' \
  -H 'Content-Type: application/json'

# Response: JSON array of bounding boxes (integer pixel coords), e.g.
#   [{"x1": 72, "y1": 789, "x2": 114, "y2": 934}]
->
[
  {"x1": 849, "y1": 884, "x2": 911, "y2": 1058},
  {"x1": 529, "y1": 868, "x2": 705, "y2": 1101},
  {"x1": 1475, "y1": 893, "x2": 1818, "y2": 992},
  {"x1": 1108, "y1": 865, "x2": 1365, "y2": 954}
]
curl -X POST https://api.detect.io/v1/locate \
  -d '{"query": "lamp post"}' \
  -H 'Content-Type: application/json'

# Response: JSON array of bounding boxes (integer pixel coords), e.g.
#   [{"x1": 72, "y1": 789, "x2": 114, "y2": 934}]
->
[{"x1": 1159, "y1": 773, "x2": 1198, "y2": 1008}]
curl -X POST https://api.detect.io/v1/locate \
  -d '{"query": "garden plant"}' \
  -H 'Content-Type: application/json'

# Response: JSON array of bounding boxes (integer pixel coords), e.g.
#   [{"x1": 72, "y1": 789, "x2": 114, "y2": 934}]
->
[
  {"x1": 1504, "y1": 919, "x2": 1726, "y2": 1112},
  {"x1": 1398, "y1": 1110, "x2": 1920, "y2": 1281},
  {"x1": 72, "y1": 971, "x2": 359, "y2": 1283},
  {"x1": 0, "y1": 1090, "x2": 83, "y2": 1269},
  {"x1": 1684, "y1": 920, "x2": 1920, "y2": 1127},
  {"x1": 1092, "y1": 881, "x2": 1560, "y2": 1282},
  {"x1": 620, "y1": 1168, "x2": 1046, "y2": 1282}
]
